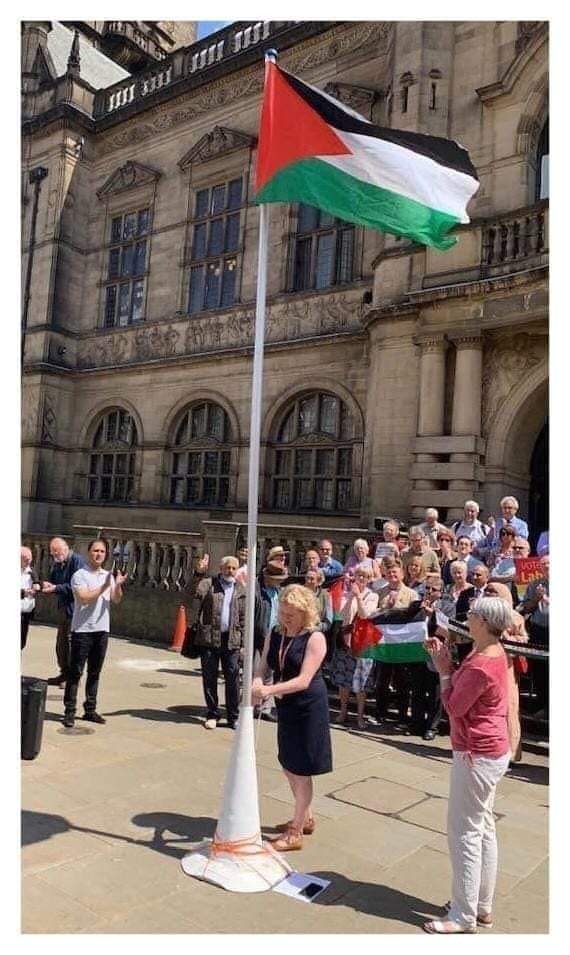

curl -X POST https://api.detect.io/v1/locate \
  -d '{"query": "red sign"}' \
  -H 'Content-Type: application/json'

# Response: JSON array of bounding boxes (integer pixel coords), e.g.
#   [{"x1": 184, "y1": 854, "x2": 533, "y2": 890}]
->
[{"x1": 515, "y1": 557, "x2": 543, "y2": 587}]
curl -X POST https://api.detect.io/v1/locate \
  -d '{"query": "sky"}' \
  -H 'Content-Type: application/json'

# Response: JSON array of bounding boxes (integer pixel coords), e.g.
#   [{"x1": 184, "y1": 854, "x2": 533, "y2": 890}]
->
[{"x1": 197, "y1": 21, "x2": 232, "y2": 39}]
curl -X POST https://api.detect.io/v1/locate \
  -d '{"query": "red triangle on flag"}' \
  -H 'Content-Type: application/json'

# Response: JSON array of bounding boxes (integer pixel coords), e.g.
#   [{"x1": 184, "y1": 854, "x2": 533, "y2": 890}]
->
[
  {"x1": 256, "y1": 62, "x2": 350, "y2": 192},
  {"x1": 351, "y1": 617, "x2": 382, "y2": 657}
]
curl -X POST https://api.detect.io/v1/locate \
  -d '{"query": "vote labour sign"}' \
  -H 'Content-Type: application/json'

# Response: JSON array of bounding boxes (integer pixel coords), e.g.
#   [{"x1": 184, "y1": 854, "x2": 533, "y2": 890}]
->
[{"x1": 515, "y1": 557, "x2": 543, "y2": 599}]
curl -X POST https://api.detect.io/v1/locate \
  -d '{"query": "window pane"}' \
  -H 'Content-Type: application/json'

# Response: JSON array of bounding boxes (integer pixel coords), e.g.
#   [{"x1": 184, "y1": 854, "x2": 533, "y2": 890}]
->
[
  {"x1": 115, "y1": 455, "x2": 127, "y2": 474},
  {"x1": 275, "y1": 449, "x2": 291, "y2": 474},
  {"x1": 205, "y1": 262, "x2": 220, "y2": 308},
  {"x1": 134, "y1": 241, "x2": 147, "y2": 275},
  {"x1": 297, "y1": 204, "x2": 318, "y2": 233},
  {"x1": 337, "y1": 479, "x2": 352, "y2": 510},
  {"x1": 320, "y1": 395, "x2": 338, "y2": 434},
  {"x1": 104, "y1": 286, "x2": 117, "y2": 327},
  {"x1": 89, "y1": 454, "x2": 99, "y2": 474},
  {"x1": 203, "y1": 478, "x2": 217, "y2": 504},
  {"x1": 540, "y1": 155, "x2": 549, "y2": 200},
  {"x1": 274, "y1": 480, "x2": 290, "y2": 509},
  {"x1": 131, "y1": 279, "x2": 145, "y2": 323},
  {"x1": 137, "y1": 209, "x2": 150, "y2": 235},
  {"x1": 93, "y1": 422, "x2": 105, "y2": 447},
  {"x1": 225, "y1": 214, "x2": 240, "y2": 252},
  {"x1": 175, "y1": 414, "x2": 188, "y2": 446},
  {"x1": 221, "y1": 450, "x2": 231, "y2": 473},
  {"x1": 337, "y1": 228, "x2": 354, "y2": 283},
  {"x1": 208, "y1": 403, "x2": 225, "y2": 440},
  {"x1": 119, "y1": 411, "x2": 133, "y2": 444},
  {"x1": 106, "y1": 412, "x2": 118, "y2": 442},
  {"x1": 315, "y1": 232, "x2": 335, "y2": 289},
  {"x1": 121, "y1": 244, "x2": 134, "y2": 276},
  {"x1": 315, "y1": 479, "x2": 334, "y2": 510},
  {"x1": 128, "y1": 455, "x2": 135, "y2": 474},
  {"x1": 111, "y1": 216, "x2": 122, "y2": 243},
  {"x1": 108, "y1": 248, "x2": 120, "y2": 279},
  {"x1": 295, "y1": 449, "x2": 312, "y2": 474},
  {"x1": 220, "y1": 259, "x2": 236, "y2": 306},
  {"x1": 187, "y1": 478, "x2": 200, "y2": 503},
  {"x1": 191, "y1": 405, "x2": 207, "y2": 438},
  {"x1": 118, "y1": 284, "x2": 130, "y2": 326},
  {"x1": 188, "y1": 265, "x2": 204, "y2": 314},
  {"x1": 219, "y1": 478, "x2": 229, "y2": 505},
  {"x1": 295, "y1": 479, "x2": 313, "y2": 508},
  {"x1": 123, "y1": 212, "x2": 137, "y2": 240},
  {"x1": 204, "y1": 451, "x2": 219, "y2": 475},
  {"x1": 293, "y1": 237, "x2": 312, "y2": 291},
  {"x1": 195, "y1": 188, "x2": 209, "y2": 218},
  {"x1": 192, "y1": 223, "x2": 207, "y2": 260},
  {"x1": 101, "y1": 476, "x2": 112, "y2": 500},
  {"x1": 316, "y1": 449, "x2": 334, "y2": 475},
  {"x1": 227, "y1": 178, "x2": 242, "y2": 210},
  {"x1": 338, "y1": 448, "x2": 353, "y2": 476},
  {"x1": 102, "y1": 454, "x2": 114, "y2": 474},
  {"x1": 340, "y1": 404, "x2": 355, "y2": 440},
  {"x1": 88, "y1": 478, "x2": 98, "y2": 500},
  {"x1": 299, "y1": 396, "x2": 317, "y2": 433},
  {"x1": 208, "y1": 218, "x2": 224, "y2": 255},
  {"x1": 171, "y1": 478, "x2": 185, "y2": 504},
  {"x1": 278, "y1": 410, "x2": 295, "y2": 443},
  {"x1": 211, "y1": 184, "x2": 225, "y2": 214},
  {"x1": 188, "y1": 452, "x2": 201, "y2": 474},
  {"x1": 114, "y1": 476, "x2": 126, "y2": 500},
  {"x1": 173, "y1": 452, "x2": 186, "y2": 475}
]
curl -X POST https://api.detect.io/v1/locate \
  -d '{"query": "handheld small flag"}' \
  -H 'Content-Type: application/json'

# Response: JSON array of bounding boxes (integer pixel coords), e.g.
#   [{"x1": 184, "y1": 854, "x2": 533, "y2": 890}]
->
[
  {"x1": 256, "y1": 61, "x2": 479, "y2": 250},
  {"x1": 353, "y1": 603, "x2": 429, "y2": 663}
]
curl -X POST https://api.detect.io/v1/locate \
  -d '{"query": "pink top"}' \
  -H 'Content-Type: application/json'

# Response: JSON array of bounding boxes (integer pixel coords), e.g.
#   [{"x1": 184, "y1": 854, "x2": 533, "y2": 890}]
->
[{"x1": 441, "y1": 650, "x2": 509, "y2": 757}]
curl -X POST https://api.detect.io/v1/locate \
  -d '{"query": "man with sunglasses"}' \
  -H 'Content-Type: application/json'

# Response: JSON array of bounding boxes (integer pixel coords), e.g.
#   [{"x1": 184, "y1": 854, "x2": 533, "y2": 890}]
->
[{"x1": 317, "y1": 540, "x2": 343, "y2": 579}]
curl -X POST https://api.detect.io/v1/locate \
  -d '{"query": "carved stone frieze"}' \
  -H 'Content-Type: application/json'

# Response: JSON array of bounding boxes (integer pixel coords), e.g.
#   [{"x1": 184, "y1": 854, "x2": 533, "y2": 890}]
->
[
  {"x1": 178, "y1": 126, "x2": 256, "y2": 170},
  {"x1": 481, "y1": 332, "x2": 547, "y2": 432},
  {"x1": 96, "y1": 160, "x2": 162, "y2": 199},
  {"x1": 41, "y1": 396, "x2": 57, "y2": 445},
  {"x1": 99, "y1": 22, "x2": 391, "y2": 156},
  {"x1": 323, "y1": 82, "x2": 377, "y2": 118},
  {"x1": 76, "y1": 292, "x2": 364, "y2": 370}
]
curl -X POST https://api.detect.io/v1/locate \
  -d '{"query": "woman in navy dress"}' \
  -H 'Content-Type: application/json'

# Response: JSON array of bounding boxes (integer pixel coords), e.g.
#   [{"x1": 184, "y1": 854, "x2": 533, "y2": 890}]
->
[{"x1": 252, "y1": 584, "x2": 332, "y2": 851}]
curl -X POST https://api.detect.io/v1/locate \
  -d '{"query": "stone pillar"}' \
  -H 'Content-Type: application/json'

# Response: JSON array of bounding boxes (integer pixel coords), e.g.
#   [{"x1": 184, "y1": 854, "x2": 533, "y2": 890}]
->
[
  {"x1": 411, "y1": 336, "x2": 447, "y2": 519},
  {"x1": 448, "y1": 334, "x2": 483, "y2": 519}
]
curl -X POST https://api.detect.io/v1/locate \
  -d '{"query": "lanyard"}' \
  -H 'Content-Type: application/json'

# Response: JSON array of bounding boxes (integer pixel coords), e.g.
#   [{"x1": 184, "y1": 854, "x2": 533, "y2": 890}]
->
[{"x1": 278, "y1": 635, "x2": 295, "y2": 675}]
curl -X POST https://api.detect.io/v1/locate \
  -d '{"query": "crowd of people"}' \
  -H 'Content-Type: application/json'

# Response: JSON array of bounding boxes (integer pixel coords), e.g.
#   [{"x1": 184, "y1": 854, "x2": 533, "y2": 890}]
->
[{"x1": 20, "y1": 494, "x2": 549, "y2": 934}]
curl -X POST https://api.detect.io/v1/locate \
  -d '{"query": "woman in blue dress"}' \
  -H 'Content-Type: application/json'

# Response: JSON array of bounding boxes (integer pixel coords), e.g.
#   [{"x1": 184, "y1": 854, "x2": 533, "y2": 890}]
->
[{"x1": 252, "y1": 584, "x2": 332, "y2": 851}]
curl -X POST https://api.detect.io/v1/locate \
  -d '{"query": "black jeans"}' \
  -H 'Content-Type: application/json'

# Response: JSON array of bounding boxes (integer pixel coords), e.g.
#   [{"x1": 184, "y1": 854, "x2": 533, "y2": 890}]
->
[
  {"x1": 64, "y1": 630, "x2": 109, "y2": 716},
  {"x1": 410, "y1": 664, "x2": 442, "y2": 732},
  {"x1": 200, "y1": 634, "x2": 240, "y2": 724},
  {"x1": 375, "y1": 663, "x2": 410, "y2": 721},
  {"x1": 21, "y1": 611, "x2": 34, "y2": 650},
  {"x1": 56, "y1": 608, "x2": 72, "y2": 678}
]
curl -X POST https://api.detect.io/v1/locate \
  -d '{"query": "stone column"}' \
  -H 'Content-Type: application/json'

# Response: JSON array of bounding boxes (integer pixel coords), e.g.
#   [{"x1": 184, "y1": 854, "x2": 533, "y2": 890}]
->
[
  {"x1": 448, "y1": 334, "x2": 483, "y2": 518},
  {"x1": 411, "y1": 336, "x2": 447, "y2": 518}
]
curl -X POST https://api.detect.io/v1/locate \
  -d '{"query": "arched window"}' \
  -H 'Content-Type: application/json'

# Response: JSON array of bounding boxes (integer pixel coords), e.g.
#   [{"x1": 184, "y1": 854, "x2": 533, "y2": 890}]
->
[
  {"x1": 169, "y1": 401, "x2": 232, "y2": 506},
  {"x1": 87, "y1": 409, "x2": 137, "y2": 502},
  {"x1": 270, "y1": 391, "x2": 360, "y2": 512},
  {"x1": 536, "y1": 119, "x2": 549, "y2": 200}
]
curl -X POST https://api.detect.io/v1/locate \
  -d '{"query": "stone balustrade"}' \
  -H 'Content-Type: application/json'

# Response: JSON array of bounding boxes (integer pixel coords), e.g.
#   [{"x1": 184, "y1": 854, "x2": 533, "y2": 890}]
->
[
  {"x1": 104, "y1": 21, "x2": 167, "y2": 60},
  {"x1": 482, "y1": 202, "x2": 548, "y2": 271}
]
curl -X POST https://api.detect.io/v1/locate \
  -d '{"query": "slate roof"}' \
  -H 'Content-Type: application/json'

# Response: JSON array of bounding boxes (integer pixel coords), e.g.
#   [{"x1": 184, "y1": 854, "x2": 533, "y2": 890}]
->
[{"x1": 47, "y1": 22, "x2": 130, "y2": 89}]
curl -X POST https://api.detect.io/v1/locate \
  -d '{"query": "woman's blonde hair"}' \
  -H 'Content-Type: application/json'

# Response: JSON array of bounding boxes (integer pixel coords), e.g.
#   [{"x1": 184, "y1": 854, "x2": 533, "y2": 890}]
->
[{"x1": 279, "y1": 584, "x2": 321, "y2": 631}]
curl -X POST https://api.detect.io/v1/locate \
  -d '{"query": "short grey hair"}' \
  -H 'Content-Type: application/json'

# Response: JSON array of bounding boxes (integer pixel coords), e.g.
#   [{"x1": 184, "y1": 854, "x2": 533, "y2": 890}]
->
[
  {"x1": 353, "y1": 538, "x2": 369, "y2": 551},
  {"x1": 470, "y1": 596, "x2": 513, "y2": 635},
  {"x1": 464, "y1": 500, "x2": 480, "y2": 513},
  {"x1": 353, "y1": 562, "x2": 374, "y2": 579},
  {"x1": 220, "y1": 555, "x2": 239, "y2": 569},
  {"x1": 500, "y1": 495, "x2": 519, "y2": 510},
  {"x1": 425, "y1": 507, "x2": 439, "y2": 519},
  {"x1": 383, "y1": 519, "x2": 399, "y2": 532},
  {"x1": 306, "y1": 567, "x2": 325, "y2": 585},
  {"x1": 450, "y1": 560, "x2": 468, "y2": 573},
  {"x1": 409, "y1": 526, "x2": 425, "y2": 538}
]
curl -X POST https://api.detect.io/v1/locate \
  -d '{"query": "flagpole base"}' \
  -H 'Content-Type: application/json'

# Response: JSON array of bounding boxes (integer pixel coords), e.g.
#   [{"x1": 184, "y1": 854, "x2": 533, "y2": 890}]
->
[{"x1": 181, "y1": 837, "x2": 292, "y2": 893}]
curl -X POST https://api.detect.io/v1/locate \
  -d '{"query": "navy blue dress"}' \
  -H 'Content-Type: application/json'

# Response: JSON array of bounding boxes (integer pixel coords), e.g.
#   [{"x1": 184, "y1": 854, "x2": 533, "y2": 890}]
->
[{"x1": 267, "y1": 629, "x2": 333, "y2": 777}]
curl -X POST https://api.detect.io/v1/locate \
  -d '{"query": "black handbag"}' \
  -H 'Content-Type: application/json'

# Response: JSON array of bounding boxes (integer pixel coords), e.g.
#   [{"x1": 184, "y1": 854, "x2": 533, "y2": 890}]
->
[{"x1": 180, "y1": 624, "x2": 200, "y2": 660}]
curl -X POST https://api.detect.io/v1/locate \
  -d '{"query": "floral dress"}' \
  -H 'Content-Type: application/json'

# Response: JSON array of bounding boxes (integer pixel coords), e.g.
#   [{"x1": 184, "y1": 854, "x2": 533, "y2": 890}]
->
[{"x1": 330, "y1": 589, "x2": 379, "y2": 693}]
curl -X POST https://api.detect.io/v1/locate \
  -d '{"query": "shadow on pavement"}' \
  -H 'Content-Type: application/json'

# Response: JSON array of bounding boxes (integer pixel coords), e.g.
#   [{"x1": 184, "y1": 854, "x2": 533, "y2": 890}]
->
[
  {"x1": 310, "y1": 869, "x2": 437, "y2": 928},
  {"x1": 156, "y1": 668, "x2": 203, "y2": 678},
  {"x1": 505, "y1": 761, "x2": 549, "y2": 786},
  {"x1": 22, "y1": 808, "x2": 217, "y2": 861},
  {"x1": 103, "y1": 704, "x2": 206, "y2": 726}
]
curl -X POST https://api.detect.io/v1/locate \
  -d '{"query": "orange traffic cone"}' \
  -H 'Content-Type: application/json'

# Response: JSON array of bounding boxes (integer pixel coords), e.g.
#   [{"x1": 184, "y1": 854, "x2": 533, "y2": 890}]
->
[{"x1": 169, "y1": 604, "x2": 187, "y2": 652}]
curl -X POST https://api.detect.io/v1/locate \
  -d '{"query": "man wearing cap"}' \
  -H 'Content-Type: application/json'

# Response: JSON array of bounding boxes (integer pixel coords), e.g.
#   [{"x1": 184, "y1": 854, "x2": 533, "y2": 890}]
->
[{"x1": 253, "y1": 561, "x2": 289, "y2": 721}]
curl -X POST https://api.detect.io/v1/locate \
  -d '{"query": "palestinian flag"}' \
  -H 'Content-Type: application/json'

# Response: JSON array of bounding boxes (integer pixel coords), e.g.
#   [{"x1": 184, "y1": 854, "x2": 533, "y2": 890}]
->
[
  {"x1": 323, "y1": 575, "x2": 345, "y2": 621},
  {"x1": 352, "y1": 604, "x2": 429, "y2": 663},
  {"x1": 256, "y1": 61, "x2": 479, "y2": 250}
]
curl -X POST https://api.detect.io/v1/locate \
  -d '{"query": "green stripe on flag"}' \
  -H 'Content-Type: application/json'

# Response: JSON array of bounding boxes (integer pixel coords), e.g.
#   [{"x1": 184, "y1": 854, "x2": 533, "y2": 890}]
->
[
  {"x1": 360, "y1": 642, "x2": 429, "y2": 664},
  {"x1": 255, "y1": 158, "x2": 460, "y2": 250}
]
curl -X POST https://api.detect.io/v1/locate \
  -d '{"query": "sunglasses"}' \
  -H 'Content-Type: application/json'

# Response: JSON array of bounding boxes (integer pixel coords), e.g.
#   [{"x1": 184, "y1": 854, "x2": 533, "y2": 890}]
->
[
  {"x1": 424, "y1": 586, "x2": 441, "y2": 593},
  {"x1": 499, "y1": 530, "x2": 515, "y2": 537}
]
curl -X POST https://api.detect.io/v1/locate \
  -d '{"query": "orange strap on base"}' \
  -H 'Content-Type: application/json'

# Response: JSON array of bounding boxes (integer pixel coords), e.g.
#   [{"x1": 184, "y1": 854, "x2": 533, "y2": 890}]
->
[{"x1": 211, "y1": 832, "x2": 267, "y2": 856}]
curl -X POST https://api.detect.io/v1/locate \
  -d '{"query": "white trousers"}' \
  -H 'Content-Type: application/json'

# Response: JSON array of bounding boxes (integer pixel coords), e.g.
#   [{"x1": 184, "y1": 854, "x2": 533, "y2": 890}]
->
[{"x1": 447, "y1": 750, "x2": 510, "y2": 928}]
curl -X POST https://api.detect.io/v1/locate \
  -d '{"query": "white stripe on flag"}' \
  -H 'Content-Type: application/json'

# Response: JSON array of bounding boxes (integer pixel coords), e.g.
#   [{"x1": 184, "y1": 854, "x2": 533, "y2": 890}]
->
[{"x1": 381, "y1": 621, "x2": 428, "y2": 645}]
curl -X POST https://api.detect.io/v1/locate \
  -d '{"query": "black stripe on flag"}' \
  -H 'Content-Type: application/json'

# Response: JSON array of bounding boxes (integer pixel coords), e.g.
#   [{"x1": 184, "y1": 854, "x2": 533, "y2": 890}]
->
[{"x1": 282, "y1": 68, "x2": 479, "y2": 182}]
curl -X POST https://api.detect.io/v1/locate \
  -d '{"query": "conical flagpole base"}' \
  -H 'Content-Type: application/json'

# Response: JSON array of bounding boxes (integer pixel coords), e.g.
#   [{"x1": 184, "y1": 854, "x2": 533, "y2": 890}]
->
[{"x1": 181, "y1": 706, "x2": 292, "y2": 892}]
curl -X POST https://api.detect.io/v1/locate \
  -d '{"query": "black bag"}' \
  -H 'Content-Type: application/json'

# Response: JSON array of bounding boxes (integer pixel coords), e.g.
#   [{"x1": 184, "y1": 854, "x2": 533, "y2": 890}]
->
[
  {"x1": 21, "y1": 676, "x2": 47, "y2": 760},
  {"x1": 181, "y1": 624, "x2": 201, "y2": 660}
]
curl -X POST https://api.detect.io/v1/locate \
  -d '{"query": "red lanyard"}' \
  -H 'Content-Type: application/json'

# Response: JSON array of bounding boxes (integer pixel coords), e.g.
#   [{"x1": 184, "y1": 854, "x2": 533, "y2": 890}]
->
[{"x1": 278, "y1": 635, "x2": 294, "y2": 674}]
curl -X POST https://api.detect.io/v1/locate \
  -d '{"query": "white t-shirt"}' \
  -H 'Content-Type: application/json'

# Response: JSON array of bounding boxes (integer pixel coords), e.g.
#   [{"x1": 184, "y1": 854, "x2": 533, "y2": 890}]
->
[
  {"x1": 71, "y1": 567, "x2": 115, "y2": 633},
  {"x1": 21, "y1": 569, "x2": 35, "y2": 613}
]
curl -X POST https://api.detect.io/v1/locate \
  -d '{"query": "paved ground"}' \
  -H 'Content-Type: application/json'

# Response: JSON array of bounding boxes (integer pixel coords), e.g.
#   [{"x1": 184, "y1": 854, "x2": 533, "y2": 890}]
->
[{"x1": 22, "y1": 625, "x2": 549, "y2": 934}]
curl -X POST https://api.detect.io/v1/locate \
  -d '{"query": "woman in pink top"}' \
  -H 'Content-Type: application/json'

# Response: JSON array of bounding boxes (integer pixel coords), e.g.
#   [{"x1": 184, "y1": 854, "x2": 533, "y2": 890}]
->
[{"x1": 423, "y1": 596, "x2": 512, "y2": 934}]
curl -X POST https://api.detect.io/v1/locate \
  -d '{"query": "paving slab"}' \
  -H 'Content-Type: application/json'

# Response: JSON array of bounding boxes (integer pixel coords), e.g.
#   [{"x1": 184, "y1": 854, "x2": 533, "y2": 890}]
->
[{"x1": 22, "y1": 625, "x2": 549, "y2": 934}]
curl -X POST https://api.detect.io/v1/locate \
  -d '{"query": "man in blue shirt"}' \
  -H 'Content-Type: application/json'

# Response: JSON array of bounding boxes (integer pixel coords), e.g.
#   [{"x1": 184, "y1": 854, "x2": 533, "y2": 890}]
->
[
  {"x1": 41, "y1": 537, "x2": 85, "y2": 687},
  {"x1": 486, "y1": 495, "x2": 529, "y2": 547},
  {"x1": 318, "y1": 539, "x2": 343, "y2": 578}
]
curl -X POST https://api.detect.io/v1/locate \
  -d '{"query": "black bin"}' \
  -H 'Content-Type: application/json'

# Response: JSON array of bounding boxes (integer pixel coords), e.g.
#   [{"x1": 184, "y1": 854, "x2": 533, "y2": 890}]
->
[{"x1": 21, "y1": 676, "x2": 47, "y2": 760}]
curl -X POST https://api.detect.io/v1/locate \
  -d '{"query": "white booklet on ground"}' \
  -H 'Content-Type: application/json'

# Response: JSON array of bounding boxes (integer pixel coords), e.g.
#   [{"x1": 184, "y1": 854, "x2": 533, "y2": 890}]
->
[{"x1": 273, "y1": 872, "x2": 331, "y2": 903}]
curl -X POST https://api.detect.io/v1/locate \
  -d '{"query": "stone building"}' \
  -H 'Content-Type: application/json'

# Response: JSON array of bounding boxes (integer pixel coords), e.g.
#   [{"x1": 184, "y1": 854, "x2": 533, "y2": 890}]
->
[{"x1": 21, "y1": 20, "x2": 548, "y2": 562}]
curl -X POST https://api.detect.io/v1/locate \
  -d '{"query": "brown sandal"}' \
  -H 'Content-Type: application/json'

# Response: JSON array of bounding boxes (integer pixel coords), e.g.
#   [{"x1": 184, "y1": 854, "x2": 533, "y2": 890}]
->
[
  {"x1": 271, "y1": 828, "x2": 304, "y2": 851},
  {"x1": 275, "y1": 818, "x2": 316, "y2": 835}
]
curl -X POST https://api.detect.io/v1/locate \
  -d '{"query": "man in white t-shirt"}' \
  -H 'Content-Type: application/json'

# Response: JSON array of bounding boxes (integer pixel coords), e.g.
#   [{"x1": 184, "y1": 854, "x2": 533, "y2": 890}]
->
[{"x1": 63, "y1": 539, "x2": 126, "y2": 729}]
